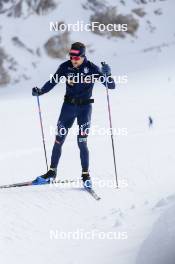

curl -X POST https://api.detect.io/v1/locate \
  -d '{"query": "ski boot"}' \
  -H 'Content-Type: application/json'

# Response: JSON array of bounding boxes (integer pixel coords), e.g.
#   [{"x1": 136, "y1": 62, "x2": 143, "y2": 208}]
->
[
  {"x1": 32, "y1": 168, "x2": 57, "y2": 185},
  {"x1": 81, "y1": 172, "x2": 92, "y2": 189}
]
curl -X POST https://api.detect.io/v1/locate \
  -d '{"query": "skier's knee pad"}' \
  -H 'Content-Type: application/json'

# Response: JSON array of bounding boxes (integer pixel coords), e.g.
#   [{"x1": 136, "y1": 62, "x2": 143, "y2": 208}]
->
[
  {"x1": 77, "y1": 135, "x2": 88, "y2": 149},
  {"x1": 55, "y1": 121, "x2": 68, "y2": 145},
  {"x1": 55, "y1": 135, "x2": 65, "y2": 145}
]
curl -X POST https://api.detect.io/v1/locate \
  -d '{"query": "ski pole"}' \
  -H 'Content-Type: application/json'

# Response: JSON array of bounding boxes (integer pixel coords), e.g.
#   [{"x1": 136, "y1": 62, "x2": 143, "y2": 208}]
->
[
  {"x1": 36, "y1": 95, "x2": 49, "y2": 171},
  {"x1": 101, "y1": 62, "x2": 119, "y2": 188}
]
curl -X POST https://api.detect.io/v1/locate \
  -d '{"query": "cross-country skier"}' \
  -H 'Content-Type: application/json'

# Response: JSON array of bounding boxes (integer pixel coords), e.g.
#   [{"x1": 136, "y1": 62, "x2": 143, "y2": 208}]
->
[
  {"x1": 32, "y1": 42, "x2": 115, "y2": 188},
  {"x1": 148, "y1": 116, "x2": 153, "y2": 128}
]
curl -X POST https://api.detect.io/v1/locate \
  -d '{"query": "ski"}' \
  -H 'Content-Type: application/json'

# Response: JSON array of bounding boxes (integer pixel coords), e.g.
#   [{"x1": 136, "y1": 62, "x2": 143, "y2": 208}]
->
[
  {"x1": 0, "y1": 179, "x2": 101, "y2": 200},
  {"x1": 84, "y1": 187, "x2": 101, "y2": 201},
  {"x1": 0, "y1": 181, "x2": 33, "y2": 189},
  {"x1": 0, "y1": 179, "x2": 80, "y2": 189}
]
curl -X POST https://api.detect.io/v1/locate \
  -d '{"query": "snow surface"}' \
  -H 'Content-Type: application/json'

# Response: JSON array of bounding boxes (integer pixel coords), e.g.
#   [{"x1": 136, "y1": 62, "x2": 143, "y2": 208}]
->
[
  {"x1": 136, "y1": 196, "x2": 175, "y2": 264},
  {"x1": 0, "y1": 0, "x2": 175, "y2": 263}
]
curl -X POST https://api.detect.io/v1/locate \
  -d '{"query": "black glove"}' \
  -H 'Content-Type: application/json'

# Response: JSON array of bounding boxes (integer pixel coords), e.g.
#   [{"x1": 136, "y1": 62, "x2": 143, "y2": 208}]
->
[
  {"x1": 32, "y1": 87, "x2": 43, "y2": 96},
  {"x1": 101, "y1": 62, "x2": 111, "y2": 76}
]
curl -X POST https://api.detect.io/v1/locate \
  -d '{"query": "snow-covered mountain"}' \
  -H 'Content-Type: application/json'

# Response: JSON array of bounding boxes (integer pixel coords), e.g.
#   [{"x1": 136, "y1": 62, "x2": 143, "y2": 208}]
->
[
  {"x1": 0, "y1": 0, "x2": 174, "y2": 88},
  {"x1": 0, "y1": 0, "x2": 175, "y2": 264}
]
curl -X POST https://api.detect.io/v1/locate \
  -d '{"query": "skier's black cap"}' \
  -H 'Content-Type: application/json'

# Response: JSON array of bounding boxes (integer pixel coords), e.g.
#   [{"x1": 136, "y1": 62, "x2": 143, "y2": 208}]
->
[{"x1": 69, "y1": 42, "x2": 86, "y2": 57}]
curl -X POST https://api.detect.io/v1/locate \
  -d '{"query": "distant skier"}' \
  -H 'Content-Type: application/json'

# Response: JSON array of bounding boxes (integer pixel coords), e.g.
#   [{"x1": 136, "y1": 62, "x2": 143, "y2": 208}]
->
[
  {"x1": 32, "y1": 42, "x2": 115, "y2": 188},
  {"x1": 148, "y1": 116, "x2": 153, "y2": 128}
]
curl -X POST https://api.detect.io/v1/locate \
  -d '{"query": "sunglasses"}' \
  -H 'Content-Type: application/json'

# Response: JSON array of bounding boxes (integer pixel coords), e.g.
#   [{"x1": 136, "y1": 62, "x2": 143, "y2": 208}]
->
[{"x1": 70, "y1": 56, "x2": 81, "y2": 61}]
